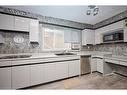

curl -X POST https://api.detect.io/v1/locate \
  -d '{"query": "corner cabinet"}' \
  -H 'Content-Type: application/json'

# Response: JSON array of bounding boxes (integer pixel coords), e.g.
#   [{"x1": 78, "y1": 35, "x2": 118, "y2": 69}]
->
[
  {"x1": 29, "y1": 19, "x2": 39, "y2": 42},
  {"x1": 82, "y1": 29, "x2": 95, "y2": 45}
]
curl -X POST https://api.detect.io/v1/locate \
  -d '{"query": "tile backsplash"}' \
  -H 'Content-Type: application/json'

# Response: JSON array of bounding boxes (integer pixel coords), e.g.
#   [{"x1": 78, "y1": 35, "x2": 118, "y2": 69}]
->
[
  {"x1": 81, "y1": 43, "x2": 127, "y2": 55},
  {"x1": 0, "y1": 31, "x2": 40, "y2": 54}
]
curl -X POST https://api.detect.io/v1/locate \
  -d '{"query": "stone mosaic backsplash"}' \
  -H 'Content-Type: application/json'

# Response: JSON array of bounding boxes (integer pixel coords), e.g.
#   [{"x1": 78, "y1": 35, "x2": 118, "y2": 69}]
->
[
  {"x1": 0, "y1": 31, "x2": 40, "y2": 54},
  {"x1": 94, "y1": 43, "x2": 127, "y2": 55},
  {"x1": 81, "y1": 43, "x2": 127, "y2": 55}
]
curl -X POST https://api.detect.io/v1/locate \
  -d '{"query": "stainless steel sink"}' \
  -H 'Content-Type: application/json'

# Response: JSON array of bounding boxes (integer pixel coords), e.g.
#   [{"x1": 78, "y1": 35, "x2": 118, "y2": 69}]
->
[{"x1": 0, "y1": 55, "x2": 32, "y2": 59}]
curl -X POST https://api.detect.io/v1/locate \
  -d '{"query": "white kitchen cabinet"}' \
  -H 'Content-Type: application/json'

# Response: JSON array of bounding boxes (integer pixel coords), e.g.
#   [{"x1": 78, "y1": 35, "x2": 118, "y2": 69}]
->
[
  {"x1": 0, "y1": 14, "x2": 14, "y2": 30},
  {"x1": 29, "y1": 19, "x2": 39, "y2": 42},
  {"x1": 68, "y1": 60, "x2": 80, "y2": 77},
  {"x1": 123, "y1": 19, "x2": 127, "y2": 42},
  {"x1": 90, "y1": 58, "x2": 97, "y2": 72},
  {"x1": 97, "y1": 59, "x2": 103, "y2": 73},
  {"x1": 56, "y1": 62, "x2": 68, "y2": 80},
  {"x1": 0, "y1": 67, "x2": 11, "y2": 89},
  {"x1": 82, "y1": 29, "x2": 95, "y2": 45},
  {"x1": 14, "y1": 16, "x2": 30, "y2": 32},
  {"x1": 12, "y1": 66, "x2": 30, "y2": 89},
  {"x1": 30, "y1": 64, "x2": 45, "y2": 86},
  {"x1": 95, "y1": 20, "x2": 123, "y2": 44},
  {"x1": 44, "y1": 63, "x2": 56, "y2": 82},
  {"x1": 95, "y1": 30, "x2": 103, "y2": 44}
]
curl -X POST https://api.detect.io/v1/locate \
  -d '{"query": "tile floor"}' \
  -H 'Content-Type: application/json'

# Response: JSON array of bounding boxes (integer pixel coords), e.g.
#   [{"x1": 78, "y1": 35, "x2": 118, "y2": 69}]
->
[{"x1": 27, "y1": 72, "x2": 127, "y2": 89}]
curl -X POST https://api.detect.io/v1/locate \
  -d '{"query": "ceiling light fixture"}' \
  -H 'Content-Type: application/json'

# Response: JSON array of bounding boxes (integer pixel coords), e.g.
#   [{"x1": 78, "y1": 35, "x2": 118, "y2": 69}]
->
[{"x1": 86, "y1": 5, "x2": 99, "y2": 16}]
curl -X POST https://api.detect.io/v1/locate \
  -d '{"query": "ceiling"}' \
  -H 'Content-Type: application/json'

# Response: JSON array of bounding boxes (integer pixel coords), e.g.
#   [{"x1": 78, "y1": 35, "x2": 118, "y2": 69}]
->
[{"x1": 6, "y1": 6, "x2": 127, "y2": 24}]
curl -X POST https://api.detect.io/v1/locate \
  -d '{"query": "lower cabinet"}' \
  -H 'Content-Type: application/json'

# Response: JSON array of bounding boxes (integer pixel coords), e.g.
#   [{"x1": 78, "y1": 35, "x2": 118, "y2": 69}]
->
[
  {"x1": 30, "y1": 64, "x2": 45, "y2": 86},
  {"x1": 68, "y1": 60, "x2": 80, "y2": 77},
  {"x1": 91, "y1": 58, "x2": 97, "y2": 72},
  {"x1": 56, "y1": 62, "x2": 68, "y2": 80},
  {"x1": 12, "y1": 66, "x2": 30, "y2": 89},
  {"x1": 0, "y1": 59, "x2": 80, "y2": 89},
  {"x1": 44, "y1": 63, "x2": 56, "y2": 82},
  {"x1": 0, "y1": 67, "x2": 11, "y2": 89},
  {"x1": 91, "y1": 58, "x2": 112, "y2": 75},
  {"x1": 96, "y1": 59, "x2": 103, "y2": 73}
]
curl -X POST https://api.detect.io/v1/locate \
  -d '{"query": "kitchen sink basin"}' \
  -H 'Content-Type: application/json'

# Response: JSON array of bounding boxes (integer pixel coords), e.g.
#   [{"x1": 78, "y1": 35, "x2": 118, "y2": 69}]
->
[
  {"x1": 55, "y1": 52, "x2": 76, "y2": 56},
  {"x1": 0, "y1": 55, "x2": 32, "y2": 59}
]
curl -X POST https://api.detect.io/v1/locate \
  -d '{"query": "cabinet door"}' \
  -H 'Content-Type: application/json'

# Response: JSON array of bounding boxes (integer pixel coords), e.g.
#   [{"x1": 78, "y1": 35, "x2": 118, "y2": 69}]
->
[
  {"x1": 30, "y1": 64, "x2": 45, "y2": 86},
  {"x1": 14, "y1": 16, "x2": 30, "y2": 32},
  {"x1": 87, "y1": 30, "x2": 95, "y2": 44},
  {"x1": 29, "y1": 19, "x2": 39, "y2": 42},
  {"x1": 91, "y1": 58, "x2": 97, "y2": 72},
  {"x1": 56, "y1": 62, "x2": 68, "y2": 80},
  {"x1": 0, "y1": 67, "x2": 11, "y2": 89},
  {"x1": 0, "y1": 14, "x2": 14, "y2": 30},
  {"x1": 44, "y1": 63, "x2": 56, "y2": 82},
  {"x1": 95, "y1": 30, "x2": 101, "y2": 44},
  {"x1": 12, "y1": 66, "x2": 30, "y2": 89},
  {"x1": 68, "y1": 60, "x2": 80, "y2": 77},
  {"x1": 97, "y1": 59, "x2": 103, "y2": 73},
  {"x1": 123, "y1": 19, "x2": 127, "y2": 42},
  {"x1": 71, "y1": 31, "x2": 80, "y2": 43},
  {"x1": 30, "y1": 64, "x2": 44, "y2": 86},
  {"x1": 82, "y1": 29, "x2": 95, "y2": 45},
  {"x1": 82, "y1": 31, "x2": 87, "y2": 45},
  {"x1": 64, "y1": 31, "x2": 72, "y2": 43}
]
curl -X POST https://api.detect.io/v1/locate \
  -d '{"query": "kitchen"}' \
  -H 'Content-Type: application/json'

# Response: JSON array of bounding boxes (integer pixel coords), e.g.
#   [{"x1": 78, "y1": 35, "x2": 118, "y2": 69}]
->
[{"x1": 0, "y1": 5, "x2": 127, "y2": 90}]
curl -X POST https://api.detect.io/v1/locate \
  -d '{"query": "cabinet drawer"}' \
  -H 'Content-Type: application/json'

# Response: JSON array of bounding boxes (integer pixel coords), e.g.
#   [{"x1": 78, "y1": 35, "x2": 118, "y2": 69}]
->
[
  {"x1": 120, "y1": 61, "x2": 127, "y2": 66},
  {"x1": 105, "y1": 59, "x2": 119, "y2": 65}
]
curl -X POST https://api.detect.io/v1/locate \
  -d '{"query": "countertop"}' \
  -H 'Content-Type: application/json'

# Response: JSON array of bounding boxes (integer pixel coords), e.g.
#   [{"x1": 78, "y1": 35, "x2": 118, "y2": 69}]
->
[
  {"x1": 78, "y1": 51, "x2": 112, "y2": 58},
  {"x1": 0, "y1": 53, "x2": 80, "y2": 61},
  {"x1": 0, "y1": 51, "x2": 113, "y2": 61},
  {"x1": 104, "y1": 54, "x2": 127, "y2": 62}
]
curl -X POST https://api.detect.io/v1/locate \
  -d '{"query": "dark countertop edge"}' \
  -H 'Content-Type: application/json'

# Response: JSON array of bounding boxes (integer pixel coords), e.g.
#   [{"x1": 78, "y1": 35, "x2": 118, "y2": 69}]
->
[
  {"x1": 0, "y1": 55, "x2": 80, "y2": 62},
  {"x1": 0, "y1": 58, "x2": 80, "y2": 68}
]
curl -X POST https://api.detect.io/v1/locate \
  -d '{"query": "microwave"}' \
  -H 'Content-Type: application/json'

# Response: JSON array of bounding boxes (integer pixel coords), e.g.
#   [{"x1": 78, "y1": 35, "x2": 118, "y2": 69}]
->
[{"x1": 103, "y1": 30, "x2": 123, "y2": 42}]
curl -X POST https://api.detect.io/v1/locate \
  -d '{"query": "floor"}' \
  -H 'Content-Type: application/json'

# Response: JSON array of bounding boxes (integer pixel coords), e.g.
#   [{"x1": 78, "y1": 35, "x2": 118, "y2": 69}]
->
[{"x1": 27, "y1": 72, "x2": 127, "y2": 89}]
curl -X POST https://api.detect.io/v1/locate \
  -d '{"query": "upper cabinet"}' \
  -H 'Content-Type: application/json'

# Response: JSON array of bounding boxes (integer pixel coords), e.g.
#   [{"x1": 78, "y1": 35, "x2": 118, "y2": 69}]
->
[
  {"x1": 82, "y1": 29, "x2": 95, "y2": 45},
  {"x1": 123, "y1": 19, "x2": 127, "y2": 42},
  {"x1": 29, "y1": 19, "x2": 39, "y2": 42},
  {"x1": 0, "y1": 13, "x2": 39, "y2": 43},
  {"x1": 95, "y1": 20, "x2": 124, "y2": 44},
  {"x1": 0, "y1": 14, "x2": 14, "y2": 30},
  {"x1": 64, "y1": 31, "x2": 80, "y2": 43},
  {"x1": 14, "y1": 16, "x2": 30, "y2": 32}
]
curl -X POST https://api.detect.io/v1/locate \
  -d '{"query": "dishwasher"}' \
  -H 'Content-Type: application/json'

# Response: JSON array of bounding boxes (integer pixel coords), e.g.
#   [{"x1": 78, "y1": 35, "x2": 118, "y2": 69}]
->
[{"x1": 80, "y1": 56, "x2": 91, "y2": 75}]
